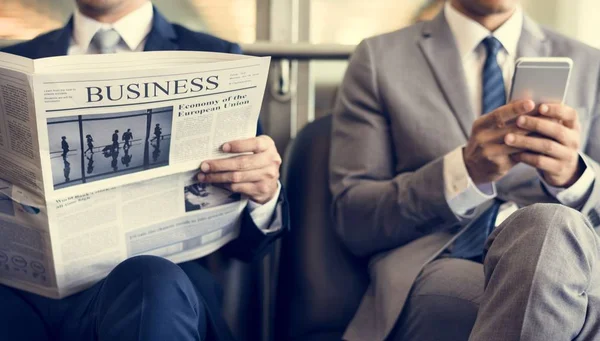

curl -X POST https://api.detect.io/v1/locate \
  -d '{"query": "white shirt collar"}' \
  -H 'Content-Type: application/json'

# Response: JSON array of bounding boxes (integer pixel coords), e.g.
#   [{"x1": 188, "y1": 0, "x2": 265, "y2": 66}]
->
[
  {"x1": 445, "y1": 1, "x2": 523, "y2": 60},
  {"x1": 73, "y1": 1, "x2": 154, "y2": 52}
]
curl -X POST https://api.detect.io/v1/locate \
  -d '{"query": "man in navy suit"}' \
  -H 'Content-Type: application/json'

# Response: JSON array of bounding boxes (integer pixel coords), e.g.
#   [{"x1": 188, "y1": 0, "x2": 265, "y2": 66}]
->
[{"x1": 1, "y1": 1, "x2": 288, "y2": 340}]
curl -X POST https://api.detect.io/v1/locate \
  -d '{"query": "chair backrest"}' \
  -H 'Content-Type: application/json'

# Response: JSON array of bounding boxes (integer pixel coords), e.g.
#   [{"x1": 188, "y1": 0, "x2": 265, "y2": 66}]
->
[{"x1": 276, "y1": 115, "x2": 369, "y2": 341}]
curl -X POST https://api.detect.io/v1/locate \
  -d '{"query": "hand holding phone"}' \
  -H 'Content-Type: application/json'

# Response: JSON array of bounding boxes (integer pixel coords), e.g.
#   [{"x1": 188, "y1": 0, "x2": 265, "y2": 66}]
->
[
  {"x1": 463, "y1": 58, "x2": 580, "y2": 186},
  {"x1": 503, "y1": 57, "x2": 572, "y2": 138},
  {"x1": 504, "y1": 57, "x2": 584, "y2": 187}
]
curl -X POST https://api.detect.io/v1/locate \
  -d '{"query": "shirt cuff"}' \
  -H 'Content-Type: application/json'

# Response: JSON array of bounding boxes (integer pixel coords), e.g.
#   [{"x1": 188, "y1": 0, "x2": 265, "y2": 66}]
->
[
  {"x1": 443, "y1": 146, "x2": 497, "y2": 219},
  {"x1": 247, "y1": 181, "x2": 282, "y2": 234},
  {"x1": 540, "y1": 154, "x2": 596, "y2": 208}
]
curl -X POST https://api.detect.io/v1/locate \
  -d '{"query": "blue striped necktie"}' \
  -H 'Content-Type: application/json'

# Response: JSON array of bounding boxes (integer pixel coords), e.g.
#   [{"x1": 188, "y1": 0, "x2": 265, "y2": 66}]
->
[
  {"x1": 451, "y1": 36, "x2": 505, "y2": 260},
  {"x1": 481, "y1": 37, "x2": 507, "y2": 114}
]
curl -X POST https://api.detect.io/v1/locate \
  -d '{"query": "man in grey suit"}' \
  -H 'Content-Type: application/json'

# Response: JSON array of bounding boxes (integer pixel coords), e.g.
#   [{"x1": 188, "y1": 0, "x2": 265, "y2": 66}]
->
[{"x1": 330, "y1": 0, "x2": 600, "y2": 340}]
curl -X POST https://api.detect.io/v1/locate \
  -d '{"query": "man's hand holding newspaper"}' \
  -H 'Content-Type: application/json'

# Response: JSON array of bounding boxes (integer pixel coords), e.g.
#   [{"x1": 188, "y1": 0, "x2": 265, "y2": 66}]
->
[{"x1": 199, "y1": 135, "x2": 281, "y2": 204}]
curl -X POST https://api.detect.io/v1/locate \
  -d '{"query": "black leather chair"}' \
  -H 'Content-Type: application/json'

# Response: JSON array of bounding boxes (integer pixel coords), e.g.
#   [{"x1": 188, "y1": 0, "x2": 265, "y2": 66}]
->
[
  {"x1": 196, "y1": 252, "x2": 261, "y2": 340},
  {"x1": 199, "y1": 237, "x2": 280, "y2": 341},
  {"x1": 276, "y1": 115, "x2": 370, "y2": 341}
]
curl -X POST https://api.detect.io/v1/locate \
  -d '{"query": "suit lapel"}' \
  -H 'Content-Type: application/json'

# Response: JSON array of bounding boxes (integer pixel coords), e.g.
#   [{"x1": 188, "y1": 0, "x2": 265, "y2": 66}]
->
[
  {"x1": 143, "y1": 7, "x2": 179, "y2": 52},
  {"x1": 516, "y1": 15, "x2": 550, "y2": 58},
  {"x1": 36, "y1": 18, "x2": 73, "y2": 58},
  {"x1": 419, "y1": 12, "x2": 474, "y2": 138}
]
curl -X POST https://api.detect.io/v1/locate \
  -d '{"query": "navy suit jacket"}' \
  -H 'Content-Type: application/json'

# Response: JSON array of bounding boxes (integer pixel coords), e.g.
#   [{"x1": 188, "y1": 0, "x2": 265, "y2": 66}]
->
[{"x1": 2, "y1": 9, "x2": 288, "y2": 262}]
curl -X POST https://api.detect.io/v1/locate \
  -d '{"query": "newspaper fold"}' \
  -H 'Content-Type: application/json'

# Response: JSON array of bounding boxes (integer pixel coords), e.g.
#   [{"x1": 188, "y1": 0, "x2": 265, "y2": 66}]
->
[{"x1": 0, "y1": 51, "x2": 270, "y2": 298}]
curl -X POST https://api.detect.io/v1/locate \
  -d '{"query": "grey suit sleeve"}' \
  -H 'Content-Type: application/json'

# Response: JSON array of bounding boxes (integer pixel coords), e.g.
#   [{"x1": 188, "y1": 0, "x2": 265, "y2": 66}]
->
[
  {"x1": 582, "y1": 68, "x2": 600, "y2": 227},
  {"x1": 329, "y1": 40, "x2": 459, "y2": 257}
]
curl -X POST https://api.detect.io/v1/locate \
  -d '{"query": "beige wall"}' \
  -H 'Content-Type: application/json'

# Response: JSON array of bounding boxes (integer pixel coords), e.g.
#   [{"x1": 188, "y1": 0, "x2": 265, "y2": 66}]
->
[
  {"x1": 523, "y1": 0, "x2": 558, "y2": 29},
  {"x1": 525, "y1": 0, "x2": 599, "y2": 47},
  {"x1": 561, "y1": 0, "x2": 600, "y2": 47}
]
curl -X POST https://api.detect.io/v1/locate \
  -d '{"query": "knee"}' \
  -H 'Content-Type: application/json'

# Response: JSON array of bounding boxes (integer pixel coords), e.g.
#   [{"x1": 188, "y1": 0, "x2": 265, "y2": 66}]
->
[
  {"x1": 519, "y1": 203, "x2": 585, "y2": 224},
  {"x1": 98, "y1": 257, "x2": 208, "y2": 339},
  {"x1": 395, "y1": 259, "x2": 482, "y2": 340},
  {"x1": 107, "y1": 256, "x2": 199, "y2": 307},
  {"x1": 112, "y1": 256, "x2": 187, "y2": 283},
  {"x1": 498, "y1": 203, "x2": 592, "y2": 238},
  {"x1": 404, "y1": 293, "x2": 479, "y2": 328},
  {"x1": 409, "y1": 260, "x2": 482, "y2": 318},
  {"x1": 488, "y1": 204, "x2": 597, "y2": 267},
  {"x1": 406, "y1": 289, "x2": 480, "y2": 323}
]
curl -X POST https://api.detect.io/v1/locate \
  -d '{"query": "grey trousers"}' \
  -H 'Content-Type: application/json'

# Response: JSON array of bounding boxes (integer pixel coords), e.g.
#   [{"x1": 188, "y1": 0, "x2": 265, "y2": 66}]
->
[{"x1": 390, "y1": 203, "x2": 600, "y2": 341}]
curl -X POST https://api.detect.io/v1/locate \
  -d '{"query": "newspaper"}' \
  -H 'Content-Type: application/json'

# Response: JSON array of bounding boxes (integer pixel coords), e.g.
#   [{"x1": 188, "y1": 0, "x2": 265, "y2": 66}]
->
[{"x1": 0, "y1": 51, "x2": 270, "y2": 298}]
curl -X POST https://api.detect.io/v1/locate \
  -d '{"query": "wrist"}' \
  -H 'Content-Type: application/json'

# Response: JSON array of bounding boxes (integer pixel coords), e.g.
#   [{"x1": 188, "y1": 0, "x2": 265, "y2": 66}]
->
[
  {"x1": 251, "y1": 195, "x2": 274, "y2": 205},
  {"x1": 250, "y1": 181, "x2": 279, "y2": 204},
  {"x1": 463, "y1": 149, "x2": 482, "y2": 185},
  {"x1": 549, "y1": 157, "x2": 585, "y2": 188}
]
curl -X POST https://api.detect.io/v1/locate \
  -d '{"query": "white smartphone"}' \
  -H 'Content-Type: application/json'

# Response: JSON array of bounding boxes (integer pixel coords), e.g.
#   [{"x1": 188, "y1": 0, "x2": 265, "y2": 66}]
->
[{"x1": 509, "y1": 57, "x2": 573, "y2": 104}]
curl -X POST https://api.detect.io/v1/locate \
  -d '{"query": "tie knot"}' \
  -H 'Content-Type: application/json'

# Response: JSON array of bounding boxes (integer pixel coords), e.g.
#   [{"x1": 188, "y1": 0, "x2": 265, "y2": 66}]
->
[
  {"x1": 482, "y1": 36, "x2": 503, "y2": 57},
  {"x1": 91, "y1": 28, "x2": 121, "y2": 54}
]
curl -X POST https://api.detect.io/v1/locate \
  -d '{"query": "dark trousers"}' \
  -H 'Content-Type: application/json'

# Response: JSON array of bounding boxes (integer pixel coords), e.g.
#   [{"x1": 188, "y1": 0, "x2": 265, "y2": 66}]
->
[{"x1": 0, "y1": 256, "x2": 218, "y2": 341}]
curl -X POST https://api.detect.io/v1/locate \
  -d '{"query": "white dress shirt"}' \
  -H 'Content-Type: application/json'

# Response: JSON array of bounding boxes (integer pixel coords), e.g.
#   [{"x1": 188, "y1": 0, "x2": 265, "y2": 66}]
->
[
  {"x1": 68, "y1": 2, "x2": 281, "y2": 232},
  {"x1": 69, "y1": 1, "x2": 154, "y2": 55},
  {"x1": 442, "y1": 2, "x2": 595, "y2": 219}
]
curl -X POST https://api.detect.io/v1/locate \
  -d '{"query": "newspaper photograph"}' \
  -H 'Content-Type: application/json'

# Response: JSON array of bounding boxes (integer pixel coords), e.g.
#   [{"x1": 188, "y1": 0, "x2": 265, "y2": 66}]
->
[
  {"x1": 47, "y1": 106, "x2": 173, "y2": 189},
  {"x1": 0, "y1": 50, "x2": 270, "y2": 298}
]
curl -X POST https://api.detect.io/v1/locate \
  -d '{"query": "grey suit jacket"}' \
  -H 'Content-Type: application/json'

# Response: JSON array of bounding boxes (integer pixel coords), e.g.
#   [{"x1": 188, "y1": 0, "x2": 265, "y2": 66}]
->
[{"x1": 330, "y1": 11, "x2": 600, "y2": 341}]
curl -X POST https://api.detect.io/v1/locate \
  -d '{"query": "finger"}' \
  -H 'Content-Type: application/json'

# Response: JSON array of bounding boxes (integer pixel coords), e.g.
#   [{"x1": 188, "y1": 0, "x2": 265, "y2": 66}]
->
[
  {"x1": 504, "y1": 133, "x2": 572, "y2": 160},
  {"x1": 472, "y1": 122, "x2": 530, "y2": 145},
  {"x1": 485, "y1": 100, "x2": 536, "y2": 128},
  {"x1": 512, "y1": 152, "x2": 562, "y2": 174},
  {"x1": 222, "y1": 135, "x2": 274, "y2": 154},
  {"x1": 515, "y1": 115, "x2": 579, "y2": 148},
  {"x1": 200, "y1": 152, "x2": 271, "y2": 173},
  {"x1": 198, "y1": 167, "x2": 279, "y2": 184},
  {"x1": 480, "y1": 124, "x2": 530, "y2": 144},
  {"x1": 475, "y1": 115, "x2": 561, "y2": 144},
  {"x1": 538, "y1": 104, "x2": 578, "y2": 129},
  {"x1": 480, "y1": 143, "x2": 524, "y2": 158}
]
